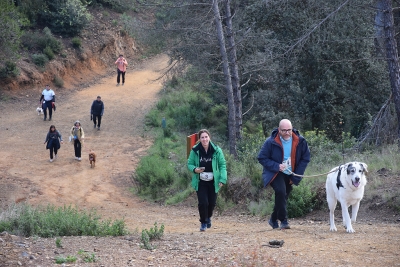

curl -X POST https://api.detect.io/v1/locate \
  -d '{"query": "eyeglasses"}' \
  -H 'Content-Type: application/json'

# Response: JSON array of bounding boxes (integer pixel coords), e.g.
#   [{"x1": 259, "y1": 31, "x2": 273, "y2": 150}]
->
[{"x1": 280, "y1": 129, "x2": 292, "y2": 133}]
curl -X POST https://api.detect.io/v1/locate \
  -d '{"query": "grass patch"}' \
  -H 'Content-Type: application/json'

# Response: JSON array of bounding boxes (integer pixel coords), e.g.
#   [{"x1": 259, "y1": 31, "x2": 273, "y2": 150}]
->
[{"x1": 0, "y1": 203, "x2": 128, "y2": 237}]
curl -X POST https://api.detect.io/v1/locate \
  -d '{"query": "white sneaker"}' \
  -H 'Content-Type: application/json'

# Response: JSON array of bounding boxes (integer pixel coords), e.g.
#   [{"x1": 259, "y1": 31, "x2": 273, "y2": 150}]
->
[
  {"x1": 75, "y1": 157, "x2": 79, "y2": 160},
  {"x1": 49, "y1": 159, "x2": 53, "y2": 162},
  {"x1": 78, "y1": 157, "x2": 81, "y2": 161}
]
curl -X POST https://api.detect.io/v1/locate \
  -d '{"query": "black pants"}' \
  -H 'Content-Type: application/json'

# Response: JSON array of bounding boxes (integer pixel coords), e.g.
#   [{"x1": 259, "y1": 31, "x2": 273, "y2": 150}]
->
[
  {"x1": 270, "y1": 172, "x2": 293, "y2": 222},
  {"x1": 93, "y1": 114, "x2": 102, "y2": 127},
  {"x1": 73, "y1": 139, "x2": 82, "y2": 157},
  {"x1": 196, "y1": 179, "x2": 217, "y2": 224},
  {"x1": 42, "y1": 101, "x2": 53, "y2": 119},
  {"x1": 49, "y1": 146, "x2": 58, "y2": 159},
  {"x1": 117, "y1": 69, "x2": 125, "y2": 84}
]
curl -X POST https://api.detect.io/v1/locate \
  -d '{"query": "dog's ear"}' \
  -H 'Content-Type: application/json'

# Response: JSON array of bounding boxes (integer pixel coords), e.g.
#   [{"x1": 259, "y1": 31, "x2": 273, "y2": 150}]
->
[{"x1": 360, "y1": 162, "x2": 368, "y2": 175}]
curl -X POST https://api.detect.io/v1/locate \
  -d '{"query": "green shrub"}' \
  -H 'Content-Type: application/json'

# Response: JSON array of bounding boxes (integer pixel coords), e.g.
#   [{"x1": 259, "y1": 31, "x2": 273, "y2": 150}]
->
[
  {"x1": 38, "y1": 0, "x2": 92, "y2": 36},
  {"x1": 43, "y1": 46, "x2": 54, "y2": 60},
  {"x1": 71, "y1": 37, "x2": 82, "y2": 48},
  {"x1": 287, "y1": 181, "x2": 317, "y2": 218},
  {"x1": 0, "y1": 61, "x2": 19, "y2": 78},
  {"x1": 140, "y1": 222, "x2": 164, "y2": 250},
  {"x1": 0, "y1": 203, "x2": 128, "y2": 237},
  {"x1": 32, "y1": 53, "x2": 49, "y2": 67}
]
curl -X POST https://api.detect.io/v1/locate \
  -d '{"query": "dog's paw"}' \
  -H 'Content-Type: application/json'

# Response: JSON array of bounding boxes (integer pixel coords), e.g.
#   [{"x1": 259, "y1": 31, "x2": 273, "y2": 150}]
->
[
  {"x1": 345, "y1": 226, "x2": 355, "y2": 233},
  {"x1": 329, "y1": 226, "x2": 337, "y2": 232}
]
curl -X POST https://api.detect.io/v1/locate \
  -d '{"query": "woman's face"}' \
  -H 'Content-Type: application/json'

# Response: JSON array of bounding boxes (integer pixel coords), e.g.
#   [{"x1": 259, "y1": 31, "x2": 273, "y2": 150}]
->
[
  {"x1": 200, "y1": 132, "x2": 210, "y2": 147},
  {"x1": 75, "y1": 123, "x2": 80, "y2": 128},
  {"x1": 50, "y1": 127, "x2": 55, "y2": 131}
]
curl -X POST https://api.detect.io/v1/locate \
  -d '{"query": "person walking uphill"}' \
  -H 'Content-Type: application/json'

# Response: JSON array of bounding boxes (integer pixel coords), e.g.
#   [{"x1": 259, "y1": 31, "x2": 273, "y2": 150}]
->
[
  {"x1": 91, "y1": 96, "x2": 104, "y2": 130},
  {"x1": 39, "y1": 85, "x2": 55, "y2": 121},
  {"x1": 44, "y1": 125, "x2": 63, "y2": 162},
  {"x1": 187, "y1": 129, "x2": 227, "y2": 232},
  {"x1": 257, "y1": 119, "x2": 310, "y2": 230},
  {"x1": 115, "y1": 54, "x2": 128, "y2": 85},
  {"x1": 70, "y1": 121, "x2": 84, "y2": 161}
]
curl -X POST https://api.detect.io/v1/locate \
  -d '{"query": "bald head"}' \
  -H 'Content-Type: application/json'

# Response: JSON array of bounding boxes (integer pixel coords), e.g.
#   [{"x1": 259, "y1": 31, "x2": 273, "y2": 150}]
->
[{"x1": 279, "y1": 119, "x2": 293, "y2": 140}]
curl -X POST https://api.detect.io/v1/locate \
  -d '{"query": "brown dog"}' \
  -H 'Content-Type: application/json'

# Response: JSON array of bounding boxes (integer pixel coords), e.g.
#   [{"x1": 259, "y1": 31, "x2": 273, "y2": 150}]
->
[{"x1": 89, "y1": 151, "x2": 96, "y2": 168}]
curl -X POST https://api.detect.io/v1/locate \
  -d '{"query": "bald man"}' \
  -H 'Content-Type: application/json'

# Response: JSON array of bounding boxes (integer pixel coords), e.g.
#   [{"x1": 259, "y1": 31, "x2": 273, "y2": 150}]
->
[{"x1": 257, "y1": 119, "x2": 310, "y2": 229}]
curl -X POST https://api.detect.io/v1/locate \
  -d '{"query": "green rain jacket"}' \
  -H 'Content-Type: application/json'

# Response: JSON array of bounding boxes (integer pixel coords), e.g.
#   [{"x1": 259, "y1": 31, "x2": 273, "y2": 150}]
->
[{"x1": 187, "y1": 141, "x2": 227, "y2": 193}]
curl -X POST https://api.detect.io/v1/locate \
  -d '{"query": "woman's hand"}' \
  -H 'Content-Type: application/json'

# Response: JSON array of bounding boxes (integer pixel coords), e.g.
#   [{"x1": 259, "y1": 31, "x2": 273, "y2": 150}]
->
[
  {"x1": 219, "y1": 183, "x2": 224, "y2": 188},
  {"x1": 195, "y1": 167, "x2": 205, "y2": 173}
]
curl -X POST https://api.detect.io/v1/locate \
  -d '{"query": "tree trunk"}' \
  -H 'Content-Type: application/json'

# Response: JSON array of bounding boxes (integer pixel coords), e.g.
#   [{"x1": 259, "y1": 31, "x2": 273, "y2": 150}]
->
[
  {"x1": 212, "y1": 0, "x2": 237, "y2": 156},
  {"x1": 223, "y1": 0, "x2": 242, "y2": 141},
  {"x1": 381, "y1": 0, "x2": 400, "y2": 142}
]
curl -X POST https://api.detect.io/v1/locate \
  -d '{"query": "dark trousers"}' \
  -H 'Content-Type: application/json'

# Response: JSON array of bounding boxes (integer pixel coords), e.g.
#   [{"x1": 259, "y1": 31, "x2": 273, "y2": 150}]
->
[
  {"x1": 270, "y1": 172, "x2": 293, "y2": 222},
  {"x1": 117, "y1": 69, "x2": 125, "y2": 84},
  {"x1": 42, "y1": 101, "x2": 53, "y2": 119},
  {"x1": 196, "y1": 179, "x2": 217, "y2": 224},
  {"x1": 93, "y1": 114, "x2": 102, "y2": 127},
  {"x1": 49, "y1": 146, "x2": 58, "y2": 159},
  {"x1": 73, "y1": 139, "x2": 82, "y2": 157}
]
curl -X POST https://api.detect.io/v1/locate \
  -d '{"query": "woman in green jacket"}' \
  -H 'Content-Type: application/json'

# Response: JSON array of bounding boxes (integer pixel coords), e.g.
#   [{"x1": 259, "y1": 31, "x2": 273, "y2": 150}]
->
[{"x1": 187, "y1": 129, "x2": 227, "y2": 231}]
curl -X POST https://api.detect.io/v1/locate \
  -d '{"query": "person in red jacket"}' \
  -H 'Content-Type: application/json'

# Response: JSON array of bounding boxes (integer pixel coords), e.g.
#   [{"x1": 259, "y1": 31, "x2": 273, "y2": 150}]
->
[{"x1": 114, "y1": 54, "x2": 128, "y2": 85}]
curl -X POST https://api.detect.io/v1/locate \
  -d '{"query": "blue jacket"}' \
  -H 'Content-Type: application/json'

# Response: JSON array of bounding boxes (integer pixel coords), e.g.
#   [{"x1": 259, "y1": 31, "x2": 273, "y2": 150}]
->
[
  {"x1": 257, "y1": 128, "x2": 310, "y2": 187},
  {"x1": 187, "y1": 141, "x2": 227, "y2": 193}
]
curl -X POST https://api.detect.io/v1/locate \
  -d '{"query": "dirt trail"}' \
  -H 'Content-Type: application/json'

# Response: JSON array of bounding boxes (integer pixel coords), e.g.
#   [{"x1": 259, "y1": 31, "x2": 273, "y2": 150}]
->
[{"x1": 1, "y1": 54, "x2": 400, "y2": 266}]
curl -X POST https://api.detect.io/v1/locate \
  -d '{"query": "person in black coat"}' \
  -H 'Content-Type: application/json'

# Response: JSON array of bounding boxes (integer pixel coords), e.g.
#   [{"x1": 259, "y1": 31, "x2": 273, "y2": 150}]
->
[
  {"x1": 91, "y1": 96, "x2": 104, "y2": 130},
  {"x1": 44, "y1": 125, "x2": 63, "y2": 162}
]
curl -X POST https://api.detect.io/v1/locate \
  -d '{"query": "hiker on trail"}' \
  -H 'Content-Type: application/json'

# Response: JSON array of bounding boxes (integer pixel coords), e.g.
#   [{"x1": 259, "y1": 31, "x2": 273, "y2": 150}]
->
[
  {"x1": 187, "y1": 129, "x2": 227, "y2": 232},
  {"x1": 91, "y1": 95, "x2": 104, "y2": 130},
  {"x1": 115, "y1": 54, "x2": 128, "y2": 85},
  {"x1": 44, "y1": 125, "x2": 63, "y2": 163},
  {"x1": 70, "y1": 120, "x2": 84, "y2": 161},
  {"x1": 39, "y1": 85, "x2": 55, "y2": 121},
  {"x1": 257, "y1": 119, "x2": 310, "y2": 230}
]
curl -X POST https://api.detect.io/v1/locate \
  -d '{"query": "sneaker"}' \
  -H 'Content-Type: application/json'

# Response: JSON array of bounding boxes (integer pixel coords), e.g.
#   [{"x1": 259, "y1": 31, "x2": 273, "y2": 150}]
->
[
  {"x1": 280, "y1": 220, "x2": 291, "y2": 229},
  {"x1": 94, "y1": 124, "x2": 96, "y2": 128},
  {"x1": 78, "y1": 157, "x2": 81, "y2": 161},
  {"x1": 117, "y1": 83, "x2": 120, "y2": 86},
  {"x1": 200, "y1": 223, "x2": 207, "y2": 232},
  {"x1": 206, "y1": 218, "x2": 211, "y2": 228},
  {"x1": 268, "y1": 219, "x2": 279, "y2": 229},
  {"x1": 97, "y1": 127, "x2": 100, "y2": 130},
  {"x1": 43, "y1": 117, "x2": 46, "y2": 121},
  {"x1": 55, "y1": 154, "x2": 58, "y2": 159},
  {"x1": 75, "y1": 157, "x2": 79, "y2": 160},
  {"x1": 49, "y1": 158, "x2": 53, "y2": 162},
  {"x1": 122, "y1": 83, "x2": 124, "y2": 85},
  {"x1": 48, "y1": 117, "x2": 52, "y2": 121}
]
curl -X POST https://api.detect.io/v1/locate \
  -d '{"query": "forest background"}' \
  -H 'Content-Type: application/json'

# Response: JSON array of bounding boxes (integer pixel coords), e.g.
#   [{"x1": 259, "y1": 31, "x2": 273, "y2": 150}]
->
[{"x1": 1, "y1": 0, "x2": 400, "y2": 219}]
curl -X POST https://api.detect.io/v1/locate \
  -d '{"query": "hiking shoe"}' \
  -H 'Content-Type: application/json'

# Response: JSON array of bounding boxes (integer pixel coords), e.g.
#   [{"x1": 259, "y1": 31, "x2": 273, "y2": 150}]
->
[
  {"x1": 97, "y1": 127, "x2": 100, "y2": 130},
  {"x1": 206, "y1": 218, "x2": 212, "y2": 228},
  {"x1": 94, "y1": 124, "x2": 96, "y2": 128},
  {"x1": 280, "y1": 220, "x2": 291, "y2": 229},
  {"x1": 268, "y1": 219, "x2": 279, "y2": 229},
  {"x1": 200, "y1": 223, "x2": 207, "y2": 232},
  {"x1": 43, "y1": 117, "x2": 46, "y2": 121},
  {"x1": 49, "y1": 117, "x2": 52, "y2": 121}
]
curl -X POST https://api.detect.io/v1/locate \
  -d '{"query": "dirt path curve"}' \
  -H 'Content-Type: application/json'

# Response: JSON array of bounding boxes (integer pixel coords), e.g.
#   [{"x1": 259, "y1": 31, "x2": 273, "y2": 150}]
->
[{"x1": 1, "y1": 54, "x2": 399, "y2": 266}]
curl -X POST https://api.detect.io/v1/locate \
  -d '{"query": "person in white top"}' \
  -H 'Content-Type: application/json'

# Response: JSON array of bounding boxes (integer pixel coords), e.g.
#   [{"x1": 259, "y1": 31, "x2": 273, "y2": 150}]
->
[
  {"x1": 114, "y1": 54, "x2": 128, "y2": 85},
  {"x1": 39, "y1": 85, "x2": 55, "y2": 121}
]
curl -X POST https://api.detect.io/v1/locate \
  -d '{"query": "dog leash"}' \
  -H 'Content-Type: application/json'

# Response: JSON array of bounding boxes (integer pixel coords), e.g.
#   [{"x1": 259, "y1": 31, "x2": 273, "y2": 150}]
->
[{"x1": 285, "y1": 167, "x2": 339, "y2": 178}]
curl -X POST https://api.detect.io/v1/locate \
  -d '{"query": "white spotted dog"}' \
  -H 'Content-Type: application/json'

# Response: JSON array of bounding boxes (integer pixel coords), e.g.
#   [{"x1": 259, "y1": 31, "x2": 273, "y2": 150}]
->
[
  {"x1": 37, "y1": 107, "x2": 44, "y2": 115},
  {"x1": 326, "y1": 162, "x2": 368, "y2": 233}
]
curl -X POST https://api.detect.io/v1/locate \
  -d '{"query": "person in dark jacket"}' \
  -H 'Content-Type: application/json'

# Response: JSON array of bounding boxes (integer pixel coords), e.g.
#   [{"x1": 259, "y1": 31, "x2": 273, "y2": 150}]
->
[
  {"x1": 44, "y1": 125, "x2": 63, "y2": 162},
  {"x1": 91, "y1": 96, "x2": 104, "y2": 130},
  {"x1": 187, "y1": 129, "x2": 227, "y2": 232},
  {"x1": 257, "y1": 119, "x2": 310, "y2": 230}
]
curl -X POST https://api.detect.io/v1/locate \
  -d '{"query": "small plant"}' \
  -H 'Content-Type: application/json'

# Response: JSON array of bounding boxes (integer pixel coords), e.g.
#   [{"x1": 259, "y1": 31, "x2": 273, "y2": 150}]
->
[
  {"x1": 53, "y1": 75, "x2": 64, "y2": 88},
  {"x1": 55, "y1": 255, "x2": 76, "y2": 264},
  {"x1": 71, "y1": 37, "x2": 82, "y2": 49},
  {"x1": 140, "y1": 222, "x2": 165, "y2": 250},
  {"x1": 43, "y1": 46, "x2": 55, "y2": 60},
  {"x1": 78, "y1": 250, "x2": 97, "y2": 262},
  {"x1": 32, "y1": 53, "x2": 48, "y2": 67},
  {"x1": 55, "y1": 237, "x2": 62, "y2": 248},
  {"x1": 0, "y1": 61, "x2": 19, "y2": 78}
]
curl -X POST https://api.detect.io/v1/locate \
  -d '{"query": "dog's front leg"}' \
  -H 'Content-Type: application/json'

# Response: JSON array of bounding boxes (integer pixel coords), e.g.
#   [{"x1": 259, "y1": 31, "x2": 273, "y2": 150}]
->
[
  {"x1": 351, "y1": 201, "x2": 360, "y2": 223},
  {"x1": 341, "y1": 204, "x2": 355, "y2": 233}
]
